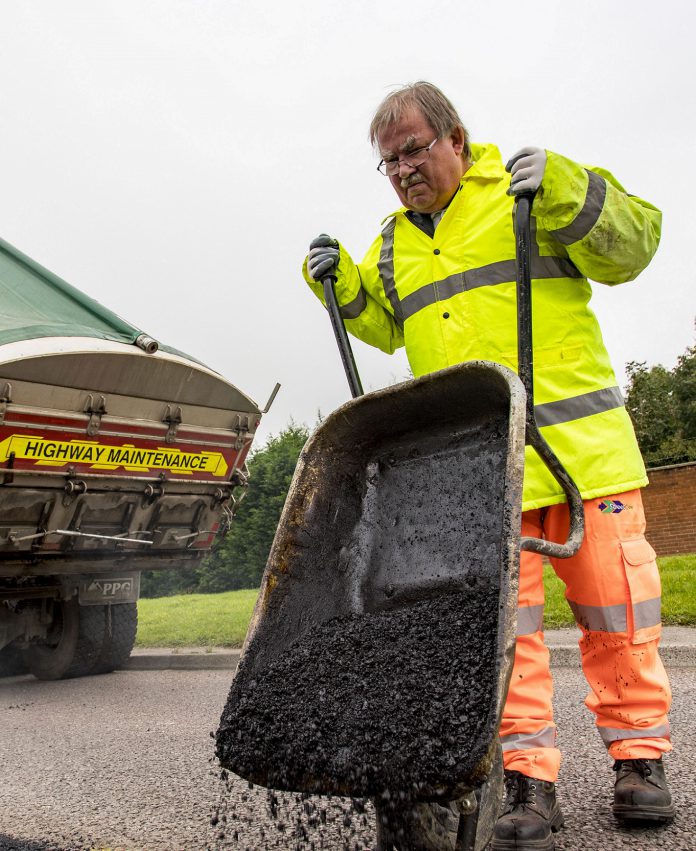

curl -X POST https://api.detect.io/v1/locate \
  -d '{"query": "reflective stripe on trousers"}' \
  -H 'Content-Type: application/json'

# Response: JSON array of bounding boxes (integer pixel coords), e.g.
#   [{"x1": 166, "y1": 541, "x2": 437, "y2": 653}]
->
[{"x1": 500, "y1": 489, "x2": 672, "y2": 782}]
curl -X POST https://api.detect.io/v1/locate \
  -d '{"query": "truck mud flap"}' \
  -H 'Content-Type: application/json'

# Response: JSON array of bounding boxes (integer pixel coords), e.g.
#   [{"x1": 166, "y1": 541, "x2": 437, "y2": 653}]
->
[{"x1": 76, "y1": 573, "x2": 140, "y2": 605}]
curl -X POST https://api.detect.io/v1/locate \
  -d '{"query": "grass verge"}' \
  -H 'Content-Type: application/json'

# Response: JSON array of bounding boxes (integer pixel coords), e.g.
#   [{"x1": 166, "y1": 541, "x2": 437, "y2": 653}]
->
[
  {"x1": 136, "y1": 555, "x2": 695, "y2": 646},
  {"x1": 135, "y1": 589, "x2": 258, "y2": 647}
]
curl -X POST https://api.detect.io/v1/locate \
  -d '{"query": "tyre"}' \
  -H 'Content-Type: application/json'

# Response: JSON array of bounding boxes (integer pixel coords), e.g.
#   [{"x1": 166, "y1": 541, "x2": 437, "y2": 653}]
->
[
  {"x1": 0, "y1": 640, "x2": 28, "y2": 677},
  {"x1": 375, "y1": 798, "x2": 460, "y2": 850},
  {"x1": 25, "y1": 598, "x2": 106, "y2": 681},
  {"x1": 90, "y1": 602, "x2": 138, "y2": 674},
  {"x1": 374, "y1": 745, "x2": 503, "y2": 851}
]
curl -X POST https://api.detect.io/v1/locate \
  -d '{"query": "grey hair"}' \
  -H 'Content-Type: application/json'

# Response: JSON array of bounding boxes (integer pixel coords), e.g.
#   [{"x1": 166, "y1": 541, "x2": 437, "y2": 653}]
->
[{"x1": 369, "y1": 81, "x2": 470, "y2": 159}]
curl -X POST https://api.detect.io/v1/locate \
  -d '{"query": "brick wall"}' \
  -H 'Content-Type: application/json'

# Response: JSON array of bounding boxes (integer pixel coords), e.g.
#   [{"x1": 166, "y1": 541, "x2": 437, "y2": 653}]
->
[{"x1": 642, "y1": 462, "x2": 696, "y2": 556}]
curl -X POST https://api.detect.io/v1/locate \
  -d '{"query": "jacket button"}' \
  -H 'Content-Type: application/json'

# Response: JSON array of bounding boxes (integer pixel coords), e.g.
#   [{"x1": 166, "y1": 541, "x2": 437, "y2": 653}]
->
[
  {"x1": 433, "y1": 248, "x2": 441, "y2": 255},
  {"x1": 443, "y1": 312, "x2": 450, "y2": 319}
]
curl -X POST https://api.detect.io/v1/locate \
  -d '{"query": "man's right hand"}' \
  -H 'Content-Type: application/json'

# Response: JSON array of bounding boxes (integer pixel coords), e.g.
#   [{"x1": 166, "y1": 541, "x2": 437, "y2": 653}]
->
[{"x1": 307, "y1": 234, "x2": 340, "y2": 281}]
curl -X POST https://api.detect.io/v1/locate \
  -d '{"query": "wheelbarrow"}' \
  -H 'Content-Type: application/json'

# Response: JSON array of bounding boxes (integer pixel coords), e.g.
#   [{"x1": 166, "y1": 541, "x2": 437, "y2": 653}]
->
[{"x1": 216, "y1": 195, "x2": 584, "y2": 850}]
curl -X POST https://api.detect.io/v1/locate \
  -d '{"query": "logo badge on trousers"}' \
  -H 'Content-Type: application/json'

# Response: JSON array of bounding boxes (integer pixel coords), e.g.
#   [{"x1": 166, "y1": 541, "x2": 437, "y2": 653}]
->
[{"x1": 598, "y1": 499, "x2": 629, "y2": 514}]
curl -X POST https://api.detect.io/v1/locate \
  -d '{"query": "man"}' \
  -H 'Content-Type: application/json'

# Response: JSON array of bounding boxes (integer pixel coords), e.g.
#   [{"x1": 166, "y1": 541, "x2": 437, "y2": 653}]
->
[{"x1": 302, "y1": 81, "x2": 673, "y2": 850}]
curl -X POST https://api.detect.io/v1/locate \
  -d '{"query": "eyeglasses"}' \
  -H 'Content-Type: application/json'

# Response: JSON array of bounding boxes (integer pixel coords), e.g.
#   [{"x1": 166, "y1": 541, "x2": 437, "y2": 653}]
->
[{"x1": 377, "y1": 138, "x2": 438, "y2": 176}]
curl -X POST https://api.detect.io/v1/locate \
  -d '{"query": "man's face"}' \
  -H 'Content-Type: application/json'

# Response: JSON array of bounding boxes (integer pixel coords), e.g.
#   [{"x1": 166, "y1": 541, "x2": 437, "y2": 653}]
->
[{"x1": 377, "y1": 107, "x2": 467, "y2": 213}]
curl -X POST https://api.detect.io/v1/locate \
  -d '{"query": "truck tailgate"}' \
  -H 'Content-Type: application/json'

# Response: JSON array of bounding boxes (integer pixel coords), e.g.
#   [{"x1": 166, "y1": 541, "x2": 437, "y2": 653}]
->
[{"x1": 0, "y1": 340, "x2": 262, "y2": 576}]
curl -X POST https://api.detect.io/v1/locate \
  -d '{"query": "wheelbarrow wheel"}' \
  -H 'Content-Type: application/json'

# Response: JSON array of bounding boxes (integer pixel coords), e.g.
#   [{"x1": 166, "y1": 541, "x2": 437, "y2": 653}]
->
[
  {"x1": 375, "y1": 798, "x2": 460, "y2": 850},
  {"x1": 456, "y1": 742, "x2": 505, "y2": 851},
  {"x1": 374, "y1": 743, "x2": 504, "y2": 851}
]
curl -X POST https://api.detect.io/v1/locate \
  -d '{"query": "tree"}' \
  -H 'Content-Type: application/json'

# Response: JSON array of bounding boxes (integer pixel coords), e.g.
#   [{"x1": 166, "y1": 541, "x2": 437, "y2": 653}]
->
[
  {"x1": 625, "y1": 331, "x2": 696, "y2": 467},
  {"x1": 140, "y1": 565, "x2": 199, "y2": 598},
  {"x1": 673, "y1": 341, "x2": 696, "y2": 442},
  {"x1": 196, "y1": 423, "x2": 309, "y2": 592}
]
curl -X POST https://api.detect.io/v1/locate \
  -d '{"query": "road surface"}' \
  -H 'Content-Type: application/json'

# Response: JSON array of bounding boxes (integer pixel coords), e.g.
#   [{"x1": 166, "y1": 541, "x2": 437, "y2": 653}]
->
[{"x1": 0, "y1": 666, "x2": 693, "y2": 850}]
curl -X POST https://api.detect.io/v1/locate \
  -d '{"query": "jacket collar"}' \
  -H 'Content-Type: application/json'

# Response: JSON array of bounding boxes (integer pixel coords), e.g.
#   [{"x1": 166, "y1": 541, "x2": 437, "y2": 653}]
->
[{"x1": 464, "y1": 143, "x2": 506, "y2": 181}]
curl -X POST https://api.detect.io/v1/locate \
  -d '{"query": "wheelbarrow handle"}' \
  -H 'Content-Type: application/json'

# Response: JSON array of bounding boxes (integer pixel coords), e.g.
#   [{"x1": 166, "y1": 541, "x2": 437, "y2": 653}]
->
[
  {"x1": 515, "y1": 192, "x2": 585, "y2": 559},
  {"x1": 322, "y1": 274, "x2": 364, "y2": 399}
]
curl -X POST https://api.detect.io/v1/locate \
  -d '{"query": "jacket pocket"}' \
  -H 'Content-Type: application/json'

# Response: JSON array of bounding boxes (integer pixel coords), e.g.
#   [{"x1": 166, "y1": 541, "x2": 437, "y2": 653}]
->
[{"x1": 619, "y1": 537, "x2": 662, "y2": 645}]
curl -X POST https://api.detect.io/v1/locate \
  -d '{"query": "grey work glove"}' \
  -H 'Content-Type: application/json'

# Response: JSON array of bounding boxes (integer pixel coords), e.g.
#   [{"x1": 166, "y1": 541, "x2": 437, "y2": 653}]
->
[
  {"x1": 307, "y1": 234, "x2": 340, "y2": 281},
  {"x1": 505, "y1": 147, "x2": 547, "y2": 196}
]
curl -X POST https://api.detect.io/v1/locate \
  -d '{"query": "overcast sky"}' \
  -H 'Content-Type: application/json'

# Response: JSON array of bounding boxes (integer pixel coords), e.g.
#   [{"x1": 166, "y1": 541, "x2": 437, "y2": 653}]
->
[{"x1": 1, "y1": 0, "x2": 694, "y2": 445}]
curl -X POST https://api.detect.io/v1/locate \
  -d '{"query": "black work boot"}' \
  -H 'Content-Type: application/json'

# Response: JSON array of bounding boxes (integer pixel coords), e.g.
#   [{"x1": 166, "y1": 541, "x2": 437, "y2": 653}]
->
[
  {"x1": 491, "y1": 770, "x2": 563, "y2": 850},
  {"x1": 612, "y1": 758, "x2": 675, "y2": 823}
]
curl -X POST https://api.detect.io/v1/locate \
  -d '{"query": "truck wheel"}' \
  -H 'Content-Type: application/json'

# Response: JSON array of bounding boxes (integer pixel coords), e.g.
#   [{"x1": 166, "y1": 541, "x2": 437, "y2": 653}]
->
[
  {"x1": 0, "y1": 641, "x2": 28, "y2": 677},
  {"x1": 25, "y1": 598, "x2": 105, "y2": 681},
  {"x1": 90, "y1": 602, "x2": 138, "y2": 674}
]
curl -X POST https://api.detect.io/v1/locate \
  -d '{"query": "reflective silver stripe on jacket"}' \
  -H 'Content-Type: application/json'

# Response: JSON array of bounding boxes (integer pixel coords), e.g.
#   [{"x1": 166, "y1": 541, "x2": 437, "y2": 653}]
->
[
  {"x1": 500, "y1": 726, "x2": 557, "y2": 751},
  {"x1": 339, "y1": 288, "x2": 367, "y2": 320},
  {"x1": 550, "y1": 170, "x2": 607, "y2": 246},
  {"x1": 398, "y1": 255, "x2": 582, "y2": 322},
  {"x1": 597, "y1": 722, "x2": 670, "y2": 746},
  {"x1": 517, "y1": 604, "x2": 544, "y2": 636},
  {"x1": 377, "y1": 214, "x2": 581, "y2": 325},
  {"x1": 534, "y1": 386, "x2": 624, "y2": 428},
  {"x1": 378, "y1": 211, "x2": 624, "y2": 429},
  {"x1": 377, "y1": 218, "x2": 404, "y2": 330}
]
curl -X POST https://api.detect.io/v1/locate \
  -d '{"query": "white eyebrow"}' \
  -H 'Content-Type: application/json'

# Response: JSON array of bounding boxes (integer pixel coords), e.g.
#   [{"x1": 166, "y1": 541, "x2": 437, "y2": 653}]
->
[{"x1": 380, "y1": 134, "x2": 419, "y2": 159}]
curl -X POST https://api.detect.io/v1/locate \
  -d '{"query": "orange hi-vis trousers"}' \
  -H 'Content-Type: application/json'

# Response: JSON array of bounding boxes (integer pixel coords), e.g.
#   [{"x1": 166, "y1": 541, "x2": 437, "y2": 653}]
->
[{"x1": 500, "y1": 489, "x2": 672, "y2": 782}]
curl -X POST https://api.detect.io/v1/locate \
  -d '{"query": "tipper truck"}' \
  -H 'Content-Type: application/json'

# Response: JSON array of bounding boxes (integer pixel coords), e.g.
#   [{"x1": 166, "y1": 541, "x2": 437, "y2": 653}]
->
[{"x1": 0, "y1": 236, "x2": 272, "y2": 680}]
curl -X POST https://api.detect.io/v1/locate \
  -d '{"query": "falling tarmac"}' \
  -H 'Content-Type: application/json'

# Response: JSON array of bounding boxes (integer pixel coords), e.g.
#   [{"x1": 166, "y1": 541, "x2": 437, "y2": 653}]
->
[{"x1": 208, "y1": 771, "x2": 377, "y2": 850}]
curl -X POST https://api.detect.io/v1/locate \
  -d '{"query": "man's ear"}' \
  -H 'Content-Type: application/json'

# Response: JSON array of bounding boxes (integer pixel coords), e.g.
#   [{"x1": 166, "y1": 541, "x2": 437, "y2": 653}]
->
[{"x1": 450, "y1": 126, "x2": 466, "y2": 156}]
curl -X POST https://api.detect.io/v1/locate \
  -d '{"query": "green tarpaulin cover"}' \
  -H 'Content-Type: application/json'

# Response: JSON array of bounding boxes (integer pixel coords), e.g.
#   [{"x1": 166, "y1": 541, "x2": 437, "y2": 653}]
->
[{"x1": 0, "y1": 235, "x2": 146, "y2": 347}]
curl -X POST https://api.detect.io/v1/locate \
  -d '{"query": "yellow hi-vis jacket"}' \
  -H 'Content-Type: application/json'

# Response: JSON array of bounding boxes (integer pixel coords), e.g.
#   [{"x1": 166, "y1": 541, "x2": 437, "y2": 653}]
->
[{"x1": 303, "y1": 143, "x2": 661, "y2": 511}]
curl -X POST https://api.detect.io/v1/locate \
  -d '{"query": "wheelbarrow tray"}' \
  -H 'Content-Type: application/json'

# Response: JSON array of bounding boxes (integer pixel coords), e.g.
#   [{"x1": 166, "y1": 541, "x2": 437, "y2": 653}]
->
[{"x1": 217, "y1": 360, "x2": 526, "y2": 801}]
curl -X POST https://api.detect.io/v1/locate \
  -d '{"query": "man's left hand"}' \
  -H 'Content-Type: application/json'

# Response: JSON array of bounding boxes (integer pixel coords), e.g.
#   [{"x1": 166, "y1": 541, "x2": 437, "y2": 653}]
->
[{"x1": 505, "y1": 147, "x2": 547, "y2": 196}]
